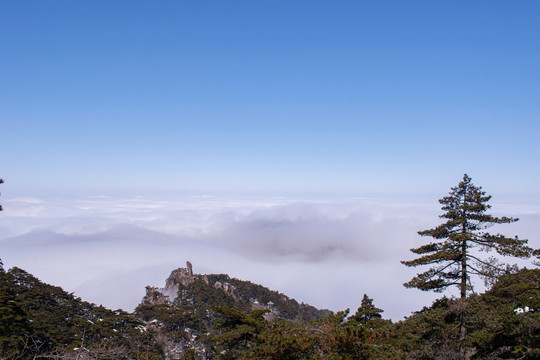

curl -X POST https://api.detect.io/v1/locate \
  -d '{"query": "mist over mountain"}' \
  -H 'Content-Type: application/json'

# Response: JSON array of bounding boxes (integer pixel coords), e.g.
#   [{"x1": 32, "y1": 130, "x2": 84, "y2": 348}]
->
[{"x1": 2, "y1": 195, "x2": 539, "y2": 320}]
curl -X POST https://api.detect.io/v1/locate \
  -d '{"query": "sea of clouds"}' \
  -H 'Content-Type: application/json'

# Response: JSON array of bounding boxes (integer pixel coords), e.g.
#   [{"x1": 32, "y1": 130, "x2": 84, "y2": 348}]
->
[{"x1": 1, "y1": 194, "x2": 538, "y2": 320}]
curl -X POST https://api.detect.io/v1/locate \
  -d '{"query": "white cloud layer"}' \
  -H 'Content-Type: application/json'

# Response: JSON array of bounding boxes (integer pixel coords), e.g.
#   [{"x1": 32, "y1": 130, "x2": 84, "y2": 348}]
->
[{"x1": 1, "y1": 195, "x2": 538, "y2": 320}]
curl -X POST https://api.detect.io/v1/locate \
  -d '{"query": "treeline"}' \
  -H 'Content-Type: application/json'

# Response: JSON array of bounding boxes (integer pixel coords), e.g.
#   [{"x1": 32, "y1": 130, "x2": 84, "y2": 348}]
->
[
  {"x1": 1, "y1": 261, "x2": 538, "y2": 359},
  {"x1": 0, "y1": 263, "x2": 161, "y2": 359},
  {"x1": 203, "y1": 274, "x2": 330, "y2": 321},
  {"x1": 211, "y1": 270, "x2": 539, "y2": 359}
]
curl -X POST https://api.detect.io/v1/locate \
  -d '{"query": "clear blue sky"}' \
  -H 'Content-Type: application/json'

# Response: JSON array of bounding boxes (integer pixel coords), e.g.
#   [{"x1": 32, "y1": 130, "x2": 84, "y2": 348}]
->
[
  {"x1": 2, "y1": 1, "x2": 539, "y2": 198},
  {"x1": 2, "y1": 1, "x2": 540, "y2": 319}
]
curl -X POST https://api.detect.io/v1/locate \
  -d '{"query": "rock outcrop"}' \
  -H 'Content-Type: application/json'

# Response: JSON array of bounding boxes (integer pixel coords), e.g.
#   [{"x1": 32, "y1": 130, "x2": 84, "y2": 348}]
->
[
  {"x1": 143, "y1": 261, "x2": 196, "y2": 304},
  {"x1": 143, "y1": 286, "x2": 169, "y2": 305},
  {"x1": 214, "y1": 281, "x2": 238, "y2": 300}
]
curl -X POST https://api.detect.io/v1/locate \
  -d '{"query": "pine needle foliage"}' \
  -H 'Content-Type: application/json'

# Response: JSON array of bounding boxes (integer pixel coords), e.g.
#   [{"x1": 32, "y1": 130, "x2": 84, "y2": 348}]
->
[
  {"x1": 402, "y1": 174, "x2": 533, "y2": 299},
  {"x1": 349, "y1": 294, "x2": 384, "y2": 326}
]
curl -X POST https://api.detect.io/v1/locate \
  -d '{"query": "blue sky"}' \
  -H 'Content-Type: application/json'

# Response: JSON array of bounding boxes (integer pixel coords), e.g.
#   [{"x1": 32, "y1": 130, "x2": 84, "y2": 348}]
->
[
  {"x1": 2, "y1": 1, "x2": 539, "y2": 197},
  {"x1": 1, "y1": 1, "x2": 539, "y2": 319}
]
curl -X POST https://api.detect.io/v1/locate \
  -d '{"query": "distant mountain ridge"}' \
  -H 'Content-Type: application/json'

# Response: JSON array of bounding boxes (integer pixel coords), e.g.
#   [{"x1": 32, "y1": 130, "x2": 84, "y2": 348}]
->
[{"x1": 141, "y1": 261, "x2": 331, "y2": 322}]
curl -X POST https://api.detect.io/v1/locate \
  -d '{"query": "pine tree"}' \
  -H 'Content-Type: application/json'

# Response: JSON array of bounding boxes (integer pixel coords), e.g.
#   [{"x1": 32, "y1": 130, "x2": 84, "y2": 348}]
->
[
  {"x1": 349, "y1": 294, "x2": 384, "y2": 326},
  {"x1": 401, "y1": 174, "x2": 533, "y2": 358},
  {"x1": 212, "y1": 306, "x2": 269, "y2": 357}
]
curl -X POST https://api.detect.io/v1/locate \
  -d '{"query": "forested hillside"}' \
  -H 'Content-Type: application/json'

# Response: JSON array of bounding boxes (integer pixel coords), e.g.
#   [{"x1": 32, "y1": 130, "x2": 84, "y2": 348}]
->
[
  {"x1": 1, "y1": 259, "x2": 538, "y2": 359},
  {"x1": 0, "y1": 261, "x2": 161, "y2": 359},
  {"x1": 134, "y1": 264, "x2": 331, "y2": 358}
]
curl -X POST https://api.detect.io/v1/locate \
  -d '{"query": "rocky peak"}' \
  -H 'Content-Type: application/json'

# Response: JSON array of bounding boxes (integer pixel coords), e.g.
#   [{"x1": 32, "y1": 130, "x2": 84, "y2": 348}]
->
[
  {"x1": 143, "y1": 261, "x2": 196, "y2": 305},
  {"x1": 165, "y1": 261, "x2": 195, "y2": 288}
]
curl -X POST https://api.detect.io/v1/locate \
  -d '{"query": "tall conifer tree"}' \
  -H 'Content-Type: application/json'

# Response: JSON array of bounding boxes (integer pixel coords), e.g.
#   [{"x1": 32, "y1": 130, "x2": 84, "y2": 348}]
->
[{"x1": 401, "y1": 174, "x2": 533, "y2": 358}]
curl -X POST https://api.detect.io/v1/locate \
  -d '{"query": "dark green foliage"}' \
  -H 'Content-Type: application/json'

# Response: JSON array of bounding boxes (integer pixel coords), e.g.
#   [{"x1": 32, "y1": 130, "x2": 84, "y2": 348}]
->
[
  {"x1": 349, "y1": 294, "x2": 385, "y2": 327},
  {"x1": 182, "y1": 265, "x2": 538, "y2": 359},
  {"x1": 133, "y1": 272, "x2": 331, "y2": 358},
  {"x1": 180, "y1": 348, "x2": 201, "y2": 360},
  {"x1": 184, "y1": 278, "x2": 249, "y2": 311},
  {"x1": 402, "y1": 174, "x2": 533, "y2": 298},
  {"x1": 0, "y1": 266, "x2": 162, "y2": 359},
  {"x1": 401, "y1": 175, "x2": 534, "y2": 357},
  {"x1": 212, "y1": 306, "x2": 269, "y2": 358},
  {"x1": 387, "y1": 269, "x2": 540, "y2": 359},
  {"x1": 391, "y1": 297, "x2": 464, "y2": 359},
  {"x1": 0, "y1": 270, "x2": 33, "y2": 356},
  {"x1": 204, "y1": 274, "x2": 330, "y2": 321},
  {"x1": 211, "y1": 297, "x2": 400, "y2": 360},
  {"x1": 468, "y1": 269, "x2": 540, "y2": 359},
  {"x1": 2, "y1": 250, "x2": 537, "y2": 358}
]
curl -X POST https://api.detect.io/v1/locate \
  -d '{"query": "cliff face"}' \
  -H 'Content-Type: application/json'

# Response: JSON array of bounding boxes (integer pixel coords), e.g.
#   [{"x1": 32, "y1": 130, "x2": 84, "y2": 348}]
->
[
  {"x1": 165, "y1": 261, "x2": 194, "y2": 288},
  {"x1": 143, "y1": 261, "x2": 196, "y2": 305},
  {"x1": 143, "y1": 286, "x2": 170, "y2": 305}
]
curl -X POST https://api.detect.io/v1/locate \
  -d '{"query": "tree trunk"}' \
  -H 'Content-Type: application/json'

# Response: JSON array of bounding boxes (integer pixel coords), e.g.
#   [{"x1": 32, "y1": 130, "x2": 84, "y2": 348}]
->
[
  {"x1": 459, "y1": 219, "x2": 468, "y2": 359},
  {"x1": 459, "y1": 309, "x2": 467, "y2": 359}
]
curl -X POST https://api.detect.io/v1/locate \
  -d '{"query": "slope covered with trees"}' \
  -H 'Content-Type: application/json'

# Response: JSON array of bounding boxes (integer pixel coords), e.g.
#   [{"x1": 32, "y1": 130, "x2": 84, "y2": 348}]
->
[
  {"x1": 0, "y1": 261, "x2": 162, "y2": 359},
  {"x1": 1, "y1": 261, "x2": 538, "y2": 359}
]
